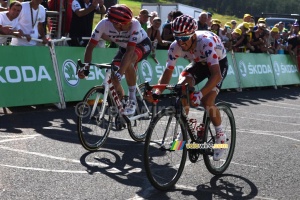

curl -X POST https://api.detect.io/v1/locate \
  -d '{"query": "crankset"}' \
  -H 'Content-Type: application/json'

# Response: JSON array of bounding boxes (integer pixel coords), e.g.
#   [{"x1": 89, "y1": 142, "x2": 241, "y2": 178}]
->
[{"x1": 188, "y1": 148, "x2": 200, "y2": 163}]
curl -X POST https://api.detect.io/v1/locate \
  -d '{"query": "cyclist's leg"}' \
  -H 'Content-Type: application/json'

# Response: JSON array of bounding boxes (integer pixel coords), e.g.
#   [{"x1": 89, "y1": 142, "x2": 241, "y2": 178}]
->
[
  {"x1": 178, "y1": 62, "x2": 208, "y2": 115},
  {"x1": 124, "y1": 38, "x2": 151, "y2": 100},
  {"x1": 122, "y1": 38, "x2": 151, "y2": 115},
  {"x1": 201, "y1": 57, "x2": 228, "y2": 127},
  {"x1": 111, "y1": 49, "x2": 125, "y2": 99},
  {"x1": 177, "y1": 74, "x2": 194, "y2": 115},
  {"x1": 201, "y1": 57, "x2": 228, "y2": 160}
]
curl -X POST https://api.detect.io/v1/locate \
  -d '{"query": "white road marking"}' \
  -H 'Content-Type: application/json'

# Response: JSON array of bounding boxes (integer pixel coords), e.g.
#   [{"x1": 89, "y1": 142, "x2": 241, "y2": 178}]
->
[
  {"x1": 0, "y1": 144, "x2": 142, "y2": 174},
  {"x1": 237, "y1": 116, "x2": 300, "y2": 126},
  {"x1": 0, "y1": 134, "x2": 40, "y2": 138},
  {"x1": 238, "y1": 129, "x2": 300, "y2": 142},
  {"x1": 229, "y1": 161, "x2": 268, "y2": 169},
  {"x1": 0, "y1": 135, "x2": 39, "y2": 143},
  {"x1": 0, "y1": 164, "x2": 87, "y2": 173},
  {"x1": 242, "y1": 113, "x2": 300, "y2": 119}
]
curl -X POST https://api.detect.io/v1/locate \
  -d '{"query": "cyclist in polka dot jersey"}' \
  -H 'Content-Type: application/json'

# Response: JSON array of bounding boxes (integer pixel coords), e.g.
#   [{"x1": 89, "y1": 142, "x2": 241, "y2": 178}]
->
[{"x1": 152, "y1": 15, "x2": 228, "y2": 161}]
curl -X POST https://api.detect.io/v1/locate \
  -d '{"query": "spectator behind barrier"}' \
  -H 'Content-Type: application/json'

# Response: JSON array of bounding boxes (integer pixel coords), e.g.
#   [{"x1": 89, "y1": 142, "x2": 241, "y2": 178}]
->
[
  {"x1": 147, "y1": 11, "x2": 157, "y2": 28},
  {"x1": 289, "y1": 21, "x2": 299, "y2": 37},
  {"x1": 243, "y1": 13, "x2": 252, "y2": 23},
  {"x1": 138, "y1": 9, "x2": 151, "y2": 32},
  {"x1": 158, "y1": 10, "x2": 183, "y2": 50},
  {"x1": 206, "y1": 12, "x2": 212, "y2": 28},
  {"x1": 250, "y1": 23, "x2": 268, "y2": 53},
  {"x1": 48, "y1": 0, "x2": 72, "y2": 37},
  {"x1": 219, "y1": 22, "x2": 232, "y2": 51},
  {"x1": 161, "y1": 10, "x2": 173, "y2": 30},
  {"x1": 197, "y1": 12, "x2": 208, "y2": 30},
  {"x1": 287, "y1": 34, "x2": 300, "y2": 63},
  {"x1": 231, "y1": 20, "x2": 237, "y2": 29},
  {"x1": 230, "y1": 28, "x2": 243, "y2": 52},
  {"x1": 146, "y1": 17, "x2": 169, "y2": 52},
  {"x1": 267, "y1": 27, "x2": 280, "y2": 54},
  {"x1": 0, "y1": 0, "x2": 7, "y2": 8},
  {"x1": 210, "y1": 19, "x2": 221, "y2": 36},
  {"x1": 0, "y1": 1, "x2": 29, "y2": 45},
  {"x1": 68, "y1": 0, "x2": 106, "y2": 47},
  {"x1": 10, "y1": 0, "x2": 48, "y2": 46}
]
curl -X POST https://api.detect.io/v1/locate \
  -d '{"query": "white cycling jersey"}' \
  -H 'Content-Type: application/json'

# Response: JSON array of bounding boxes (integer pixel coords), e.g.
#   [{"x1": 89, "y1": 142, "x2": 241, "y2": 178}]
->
[
  {"x1": 90, "y1": 18, "x2": 148, "y2": 48},
  {"x1": 167, "y1": 30, "x2": 227, "y2": 69}
]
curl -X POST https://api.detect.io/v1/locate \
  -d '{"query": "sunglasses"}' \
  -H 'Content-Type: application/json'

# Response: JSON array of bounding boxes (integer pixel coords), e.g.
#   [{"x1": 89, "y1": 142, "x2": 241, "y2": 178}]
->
[{"x1": 174, "y1": 34, "x2": 193, "y2": 42}]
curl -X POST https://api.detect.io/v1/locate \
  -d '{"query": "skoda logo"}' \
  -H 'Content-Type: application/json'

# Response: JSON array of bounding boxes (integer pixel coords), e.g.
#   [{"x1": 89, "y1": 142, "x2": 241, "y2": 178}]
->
[
  {"x1": 63, "y1": 59, "x2": 79, "y2": 87},
  {"x1": 273, "y1": 61, "x2": 280, "y2": 76},
  {"x1": 239, "y1": 61, "x2": 247, "y2": 77},
  {"x1": 141, "y1": 60, "x2": 153, "y2": 82}
]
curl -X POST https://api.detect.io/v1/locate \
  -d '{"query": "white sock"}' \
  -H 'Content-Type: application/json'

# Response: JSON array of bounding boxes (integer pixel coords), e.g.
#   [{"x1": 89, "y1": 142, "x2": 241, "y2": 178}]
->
[
  {"x1": 128, "y1": 86, "x2": 136, "y2": 101},
  {"x1": 215, "y1": 125, "x2": 223, "y2": 133}
]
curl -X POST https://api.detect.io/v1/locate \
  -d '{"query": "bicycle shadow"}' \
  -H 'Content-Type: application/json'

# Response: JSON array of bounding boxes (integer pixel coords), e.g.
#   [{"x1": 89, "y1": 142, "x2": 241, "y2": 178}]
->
[
  {"x1": 0, "y1": 104, "x2": 81, "y2": 144},
  {"x1": 78, "y1": 139, "x2": 171, "y2": 199},
  {"x1": 176, "y1": 174, "x2": 258, "y2": 200}
]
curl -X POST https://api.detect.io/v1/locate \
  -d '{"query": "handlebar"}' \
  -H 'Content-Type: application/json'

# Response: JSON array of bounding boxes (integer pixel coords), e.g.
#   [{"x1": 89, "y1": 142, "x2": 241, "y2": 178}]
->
[
  {"x1": 144, "y1": 82, "x2": 195, "y2": 103},
  {"x1": 76, "y1": 59, "x2": 119, "y2": 74}
]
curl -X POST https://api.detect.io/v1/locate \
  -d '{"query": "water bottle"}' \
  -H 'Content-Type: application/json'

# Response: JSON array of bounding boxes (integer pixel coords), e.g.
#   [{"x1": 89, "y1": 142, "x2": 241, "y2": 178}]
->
[
  {"x1": 196, "y1": 123, "x2": 205, "y2": 142},
  {"x1": 87, "y1": 99, "x2": 103, "y2": 106}
]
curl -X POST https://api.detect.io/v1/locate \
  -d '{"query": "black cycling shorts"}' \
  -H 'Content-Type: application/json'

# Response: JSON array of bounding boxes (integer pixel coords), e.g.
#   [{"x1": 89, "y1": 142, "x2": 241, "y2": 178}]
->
[
  {"x1": 181, "y1": 57, "x2": 228, "y2": 89},
  {"x1": 113, "y1": 37, "x2": 151, "y2": 63}
]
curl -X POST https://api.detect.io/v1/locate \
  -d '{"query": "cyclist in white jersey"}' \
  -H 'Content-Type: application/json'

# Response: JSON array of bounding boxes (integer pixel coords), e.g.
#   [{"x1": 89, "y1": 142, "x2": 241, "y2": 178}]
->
[
  {"x1": 151, "y1": 15, "x2": 228, "y2": 161},
  {"x1": 79, "y1": 4, "x2": 151, "y2": 115}
]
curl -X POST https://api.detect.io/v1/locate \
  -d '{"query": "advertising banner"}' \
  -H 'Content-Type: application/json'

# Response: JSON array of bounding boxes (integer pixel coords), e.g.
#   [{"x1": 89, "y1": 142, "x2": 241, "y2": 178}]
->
[
  {"x1": 221, "y1": 52, "x2": 240, "y2": 89},
  {"x1": 234, "y1": 53, "x2": 276, "y2": 88},
  {"x1": 0, "y1": 46, "x2": 60, "y2": 107},
  {"x1": 55, "y1": 47, "x2": 118, "y2": 102},
  {"x1": 270, "y1": 54, "x2": 300, "y2": 85}
]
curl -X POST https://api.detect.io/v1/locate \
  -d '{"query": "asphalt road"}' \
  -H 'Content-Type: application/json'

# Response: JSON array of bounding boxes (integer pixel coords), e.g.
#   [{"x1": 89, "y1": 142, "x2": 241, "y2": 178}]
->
[{"x1": 1, "y1": 85, "x2": 300, "y2": 200}]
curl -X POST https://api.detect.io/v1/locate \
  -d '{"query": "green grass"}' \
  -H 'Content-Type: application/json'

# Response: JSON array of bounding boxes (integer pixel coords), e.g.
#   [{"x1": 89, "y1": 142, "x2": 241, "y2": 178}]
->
[{"x1": 93, "y1": 1, "x2": 243, "y2": 29}]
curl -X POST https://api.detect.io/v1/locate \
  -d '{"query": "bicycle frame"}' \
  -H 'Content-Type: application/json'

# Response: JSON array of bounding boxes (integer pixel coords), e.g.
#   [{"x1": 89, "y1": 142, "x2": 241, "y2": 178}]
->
[
  {"x1": 87, "y1": 65, "x2": 152, "y2": 124},
  {"x1": 147, "y1": 83, "x2": 213, "y2": 148}
]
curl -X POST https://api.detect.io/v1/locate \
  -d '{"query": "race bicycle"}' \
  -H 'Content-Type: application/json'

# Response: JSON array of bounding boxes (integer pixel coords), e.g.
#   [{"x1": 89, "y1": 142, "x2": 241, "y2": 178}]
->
[
  {"x1": 143, "y1": 83, "x2": 236, "y2": 191},
  {"x1": 76, "y1": 59, "x2": 152, "y2": 151}
]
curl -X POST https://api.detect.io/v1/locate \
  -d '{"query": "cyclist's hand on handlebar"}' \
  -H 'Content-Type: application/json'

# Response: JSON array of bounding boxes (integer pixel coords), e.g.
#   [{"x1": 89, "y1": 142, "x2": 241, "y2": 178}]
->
[
  {"x1": 143, "y1": 90, "x2": 160, "y2": 103},
  {"x1": 143, "y1": 90, "x2": 154, "y2": 103},
  {"x1": 190, "y1": 91, "x2": 203, "y2": 107},
  {"x1": 78, "y1": 64, "x2": 90, "y2": 79}
]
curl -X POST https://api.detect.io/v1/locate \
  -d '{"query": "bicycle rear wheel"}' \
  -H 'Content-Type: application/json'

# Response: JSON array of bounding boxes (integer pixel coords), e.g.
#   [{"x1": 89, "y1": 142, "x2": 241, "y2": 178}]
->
[
  {"x1": 203, "y1": 103, "x2": 236, "y2": 175},
  {"x1": 77, "y1": 86, "x2": 112, "y2": 151},
  {"x1": 144, "y1": 107, "x2": 187, "y2": 191},
  {"x1": 127, "y1": 83, "x2": 152, "y2": 142}
]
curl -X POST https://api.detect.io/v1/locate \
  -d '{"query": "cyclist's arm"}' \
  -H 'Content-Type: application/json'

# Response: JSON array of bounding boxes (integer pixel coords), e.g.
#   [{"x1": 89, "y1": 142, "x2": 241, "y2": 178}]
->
[
  {"x1": 78, "y1": 41, "x2": 97, "y2": 79},
  {"x1": 156, "y1": 43, "x2": 180, "y2": 93},
  {"x1": 157, "y1": 69, "x2": 173, "y2": 87},
  {"x1": 84, "y1": 41, "x2": 97, "y2": 63}
]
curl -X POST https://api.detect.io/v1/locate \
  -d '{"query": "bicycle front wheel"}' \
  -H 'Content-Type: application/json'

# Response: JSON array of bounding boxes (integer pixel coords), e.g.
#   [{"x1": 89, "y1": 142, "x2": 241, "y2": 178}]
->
[
  {"x1": 144, "y1": 107, "x2": 187, "y2": 191},
  {"x1": 77, "y1": 86, "x2": 112, "y2": 151},
  {"x1": 127, "y1": 83, "x2": 152, "y2": 142},
  {"x1": 203, "y1": 102, "x2": 236, "y2": 175}
]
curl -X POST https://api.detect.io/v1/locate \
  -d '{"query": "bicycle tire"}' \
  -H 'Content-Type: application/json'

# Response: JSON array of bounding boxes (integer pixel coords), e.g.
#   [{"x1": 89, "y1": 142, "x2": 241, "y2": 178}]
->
[
  {"x1": 144, "y1": 107, "x2": 187, "y2": 191},
  {"x1": 127, "y1": 83, "x2": 152, "y2": 142},
  {"x1": 77, "y1": 86, "x2": 113, "y2": 151},
  {"x1": 203, "y1": 102, "x2": 236, "y2": 175}
]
